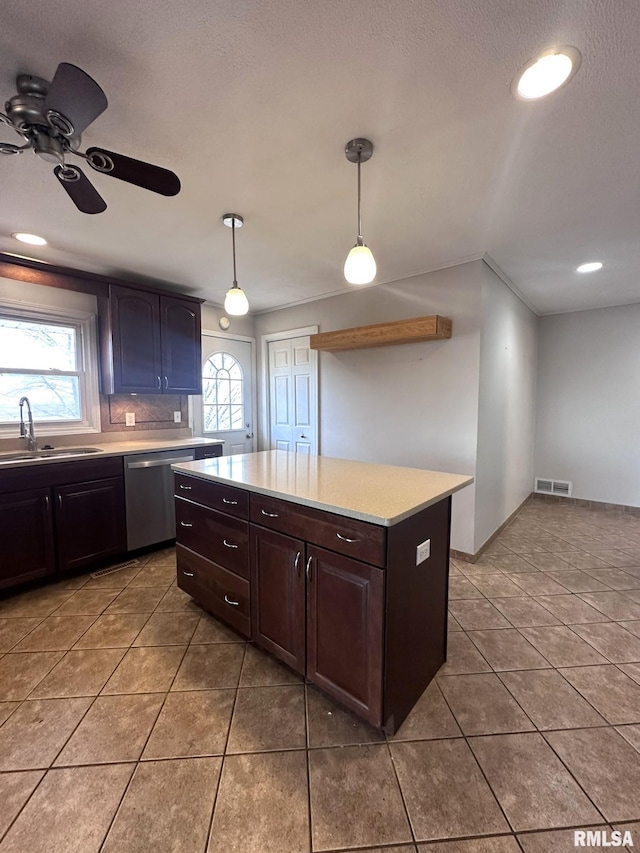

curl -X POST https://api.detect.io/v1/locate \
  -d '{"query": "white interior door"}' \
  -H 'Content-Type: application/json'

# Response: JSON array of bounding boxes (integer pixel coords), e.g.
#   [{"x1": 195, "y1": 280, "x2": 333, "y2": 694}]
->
[
  {"x1": 268, "y1": 335, "x2": 317, "y2": 454},
  {"x1": 194, "y1": 334, "x2": 254, "y2": 455}
]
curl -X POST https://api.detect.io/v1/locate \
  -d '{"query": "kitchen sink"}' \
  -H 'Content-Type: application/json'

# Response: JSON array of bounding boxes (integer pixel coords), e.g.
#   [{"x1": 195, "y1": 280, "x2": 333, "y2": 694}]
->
[{"x1": 0, "y1": 447, "x2": 103, "y2": 463}]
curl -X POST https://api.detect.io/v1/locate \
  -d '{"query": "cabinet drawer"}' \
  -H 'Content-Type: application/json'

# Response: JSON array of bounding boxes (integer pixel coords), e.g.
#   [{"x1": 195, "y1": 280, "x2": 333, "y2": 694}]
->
[
  {"x1": 176, "y1": 544, "x2": 251, "y2": 638},
  {"x1": 174, "y1": 474, "x2": 248, "y2": 519},
  {"x1": 175, "y1": 498, "x2": 249, "y2": 579},
  {"x1": 250, "y1": 493, "x2": 386, "y2": 568}
]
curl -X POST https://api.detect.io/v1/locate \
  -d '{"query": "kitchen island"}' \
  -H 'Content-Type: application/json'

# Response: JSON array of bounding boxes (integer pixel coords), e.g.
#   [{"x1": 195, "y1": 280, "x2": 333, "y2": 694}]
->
[{"x1": 172, "y1": 451, "x2": 472, "y2": 733}]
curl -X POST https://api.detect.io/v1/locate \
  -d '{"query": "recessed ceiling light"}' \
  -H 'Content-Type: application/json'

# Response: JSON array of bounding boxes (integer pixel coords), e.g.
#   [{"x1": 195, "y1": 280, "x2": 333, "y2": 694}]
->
[
  {"x1": 576, "y1": 261, "x2": 603, "y2": 273},
  {"x1": 512, "y1": 47, "x2": 582, "y2": 100},
  {"x1": 12, "y1": 232, "x2": 48, "y2": 246}
]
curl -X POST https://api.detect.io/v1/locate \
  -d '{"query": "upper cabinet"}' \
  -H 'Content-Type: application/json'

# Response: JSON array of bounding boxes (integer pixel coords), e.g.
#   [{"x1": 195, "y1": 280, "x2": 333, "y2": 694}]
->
[{"x1": 99, "y1": 285, "x2": 202, "y2": 395}]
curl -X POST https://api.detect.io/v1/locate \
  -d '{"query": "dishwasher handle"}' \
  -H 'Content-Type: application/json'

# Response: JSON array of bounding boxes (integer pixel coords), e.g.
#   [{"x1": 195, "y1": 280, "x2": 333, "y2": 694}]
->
[{"x1": 126, "y1": 454, "x2": 195, "y2": 470}]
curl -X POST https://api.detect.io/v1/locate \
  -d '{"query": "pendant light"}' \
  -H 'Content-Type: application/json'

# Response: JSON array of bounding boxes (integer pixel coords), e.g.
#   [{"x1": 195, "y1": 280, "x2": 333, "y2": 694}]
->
[
  {"x1": 223, "y1": 213, "x2": 249, "y2": 316},
  {"x1": 343, "y1": 138, "x2": 376, "y2": 285}
]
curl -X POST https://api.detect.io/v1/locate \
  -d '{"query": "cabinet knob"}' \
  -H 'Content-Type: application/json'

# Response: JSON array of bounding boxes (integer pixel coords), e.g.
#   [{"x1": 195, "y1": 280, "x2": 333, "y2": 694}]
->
[
  {"x1": 180, "y1": 521, "x2": 193, "y2": 528},
  {"x1": 222, "y1": 498, "x2": 238, "y2": 505},
  {"x1": 179, "y1": 484, "x2": 192, "y2": 491},
  {"x1": 261, "y1": 509, "x2": 279, "y2": 518},
  {"x1": 183, "y1": 571, "x2": 195, "y2": 577},
  {"x1": 224, "y1": 595, "x2": 239, "y2": 606},
  {"x1": 336, "y1": 532, "x2": 359, "y2": 543},
  {"x1": 223, "y1": 539, "x2": 239, "y2": 549},
  {"x1": 306, "y1": 555, "x2": 312, "y2": 580}
]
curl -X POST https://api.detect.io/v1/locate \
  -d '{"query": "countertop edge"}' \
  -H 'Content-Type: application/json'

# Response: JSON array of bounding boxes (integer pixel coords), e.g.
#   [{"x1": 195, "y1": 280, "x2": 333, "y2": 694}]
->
[
  {"x1": 0, "y1": 437, "x2": 224, "y2": 471},
  {"x1": 171, "y1": 462, "x2": 473, "y2": 527}
]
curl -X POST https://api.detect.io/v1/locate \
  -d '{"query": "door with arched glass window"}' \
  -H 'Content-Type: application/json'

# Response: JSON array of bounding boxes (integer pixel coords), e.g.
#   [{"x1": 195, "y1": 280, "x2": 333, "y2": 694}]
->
[{"x1": 193, "y1": 334, "x2": 254, "y2": 455}]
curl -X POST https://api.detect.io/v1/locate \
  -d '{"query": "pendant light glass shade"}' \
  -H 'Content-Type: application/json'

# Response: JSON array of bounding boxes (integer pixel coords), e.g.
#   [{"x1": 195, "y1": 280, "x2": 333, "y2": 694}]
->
[
  {"x1": 344, "y1": 138, "x2": 376, "y2": 285},
  {"x1": 224, "y1": 284, "x2": 249, "y2": 315},
  {"x1": 222, "y1": 213, "x2": 249, "y2": 316},
  {"x1": 344, "y1": 243, "x2": 377, "y2": 285}
]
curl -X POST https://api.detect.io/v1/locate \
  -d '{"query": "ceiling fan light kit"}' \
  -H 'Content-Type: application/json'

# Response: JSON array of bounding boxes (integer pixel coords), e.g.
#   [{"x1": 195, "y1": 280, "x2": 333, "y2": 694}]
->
[
  {"x1": 344, "y1": 137, "x2": 377, "y2": 285},
  {"x1": 1, "y1": 62, "x2": 181, "y2": 213},
  {"x1": 223, "y1": 213, "x2": 249, "y2": 316}
]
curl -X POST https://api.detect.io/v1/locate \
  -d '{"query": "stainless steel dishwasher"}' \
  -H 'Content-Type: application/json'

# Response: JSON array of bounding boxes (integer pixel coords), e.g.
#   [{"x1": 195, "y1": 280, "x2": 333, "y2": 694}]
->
[{"x1": 124, "y1": 449, "x2": 195, "y2": 550}]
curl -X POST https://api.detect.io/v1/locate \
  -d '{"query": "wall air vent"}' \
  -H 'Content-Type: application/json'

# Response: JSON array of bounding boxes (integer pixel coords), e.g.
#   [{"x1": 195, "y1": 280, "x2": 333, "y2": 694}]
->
[{"x1": 534, "y1": 478, "x2": 572, "y2": 497}]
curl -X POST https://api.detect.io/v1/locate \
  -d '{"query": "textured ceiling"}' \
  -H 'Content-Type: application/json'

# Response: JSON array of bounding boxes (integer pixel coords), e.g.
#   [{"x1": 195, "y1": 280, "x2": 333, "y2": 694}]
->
[{"x1": 1, "y1": 0, "x2": 639, "y2": 315}]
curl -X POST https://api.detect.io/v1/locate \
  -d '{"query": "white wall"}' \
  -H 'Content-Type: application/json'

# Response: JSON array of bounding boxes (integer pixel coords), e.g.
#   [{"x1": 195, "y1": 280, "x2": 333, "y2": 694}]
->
[
  {"x1": 254, "y1": 262, "x2": 483, "y2": 553},
  {"x1": 535, "y1": 303, "x2": 640, "y2": 507},
  {"x1": 201, "y1": 302, "x2": 255, "y2": 338},
  {"x1": 474, "y1": 264, "x2": 537, "y2": 551},
  {"x1": 0, "y1": 276, "x2": 97, "y2": 314}
]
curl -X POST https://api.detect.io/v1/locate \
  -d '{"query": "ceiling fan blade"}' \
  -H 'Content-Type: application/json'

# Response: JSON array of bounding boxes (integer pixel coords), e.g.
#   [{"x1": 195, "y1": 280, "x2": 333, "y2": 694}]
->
[
  {"x1": 54, "y1": 164, "x2": 107, "y2": 214},
  {"x1": 43, "y1": 63, "x2": 108, "y2": 135},
  {"x1": 86, "y1": 147, "x2": 181, "y2": 196}
]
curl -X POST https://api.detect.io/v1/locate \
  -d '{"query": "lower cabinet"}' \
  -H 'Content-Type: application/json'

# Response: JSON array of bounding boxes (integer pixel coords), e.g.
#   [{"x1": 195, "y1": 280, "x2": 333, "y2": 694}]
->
[
  {"x1": 250, "y1": 527, "x2": 383, "y2": 724},
  {"x1": 306, "y1": 545, "x2": 384, "y2": 725},
  {"x1": 0, "y1": 457, "x2": 127, "y2": 589},
  {"x1": 175, "y1": 475, "x2": 451, "y2": 732},
  {"x1": 55, "y1": 477, "x2": 126, "y2": 572},
  {"x1": 251, "y1": 527, "x2": 306, "y2": 675},
  {"x1": 0, "y1": 488, "x2": 55, "y2": 590}
]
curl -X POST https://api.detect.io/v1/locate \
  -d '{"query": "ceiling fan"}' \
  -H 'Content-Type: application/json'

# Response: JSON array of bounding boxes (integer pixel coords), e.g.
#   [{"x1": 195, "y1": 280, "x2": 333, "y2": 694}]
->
[{"x1": 0, "y1": 62, "x2": 181, "y2": 214}]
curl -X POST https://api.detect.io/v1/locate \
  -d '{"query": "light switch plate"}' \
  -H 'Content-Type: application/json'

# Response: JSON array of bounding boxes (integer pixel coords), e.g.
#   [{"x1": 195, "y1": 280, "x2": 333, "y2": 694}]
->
[
  {"x1": 416, "y1": 539, "x2": 431, "y2": 565},
  {"x1": 125, "y1": 412, "x2": 135, "y2": 427},
  {"x1": 173, "y1": 411, "x2": 182, "y2": 423}
]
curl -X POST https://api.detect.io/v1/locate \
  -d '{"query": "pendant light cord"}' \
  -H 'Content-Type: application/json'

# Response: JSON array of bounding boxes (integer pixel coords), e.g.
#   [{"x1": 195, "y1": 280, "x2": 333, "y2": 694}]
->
[
  {"x1": 356, "y1": 149, "x2": 363, "y2": 244},
  {"x1": 231, "y1": 217, "x2": 238, "y2": 287}
]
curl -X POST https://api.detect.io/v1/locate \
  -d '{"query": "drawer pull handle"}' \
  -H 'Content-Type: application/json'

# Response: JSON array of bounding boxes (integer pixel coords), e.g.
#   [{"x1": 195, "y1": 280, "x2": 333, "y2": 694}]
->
[
  {"x1": 306, "y1": 555, "x2": 312, "y2": 580},
  {"x1": 222, "y1": 498, "x2": 238, "y2": 505},
  {"x1": 294, "y1": 550, "x2": 301, "y2": 575},
  {"x1": 224, "y1": 595, "x2": 239, "y2": 606},
  {"x1": 179, "y1": 484, "x2": 192, "y2": 491},
  {"x1": 183, "y1": 571, "x2": 195, "y2": 577},
  {"x1": 223, "y1": 539, "x2": 239, "y2": 549},
  {"x1": 261, "y1": 509, "x2": 279, "y2": 518},
  {"x1": 180, "y1": 521, "x2": 193, "y2": 528},
  {"x1": 336, "y1": 532, "x2": 359, "y2": 543}
]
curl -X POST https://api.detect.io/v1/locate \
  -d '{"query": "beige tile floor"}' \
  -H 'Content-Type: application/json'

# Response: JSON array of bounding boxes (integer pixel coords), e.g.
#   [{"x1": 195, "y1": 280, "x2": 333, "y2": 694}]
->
[{"x1": 0, "y1": 498, "x2": 639, "y2": 851}]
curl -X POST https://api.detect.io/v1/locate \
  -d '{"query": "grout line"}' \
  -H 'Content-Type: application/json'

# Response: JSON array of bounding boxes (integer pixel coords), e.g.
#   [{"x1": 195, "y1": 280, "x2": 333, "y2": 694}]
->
[
  {"x1": 204, "y1": 642, "x2": 246, "y2": 853},
  {"x1": 304, "y1": 682, "x2": 314, "y2": 853}
]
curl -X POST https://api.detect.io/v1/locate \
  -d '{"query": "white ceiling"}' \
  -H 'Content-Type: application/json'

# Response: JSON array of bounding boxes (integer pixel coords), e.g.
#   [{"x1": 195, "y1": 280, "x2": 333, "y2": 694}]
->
[{"x1": 1, "y1": 0, "x2": 639, "y2": 315}]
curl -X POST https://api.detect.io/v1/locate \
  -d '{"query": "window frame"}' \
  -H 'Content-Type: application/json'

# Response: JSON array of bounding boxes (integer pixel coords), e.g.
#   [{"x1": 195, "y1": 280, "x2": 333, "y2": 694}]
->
[
  {"x1": 0, "y1": 299, "x2": 101, "y2": 437},
  {"x1": 202, "y1": 351, "x2": 245, "y2": 433}
]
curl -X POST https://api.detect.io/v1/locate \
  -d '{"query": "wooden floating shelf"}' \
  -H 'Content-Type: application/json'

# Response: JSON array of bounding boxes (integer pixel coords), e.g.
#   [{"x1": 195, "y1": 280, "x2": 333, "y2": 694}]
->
[{"x1": 309, "y1": 315, "x2": 452, "y2": 352}]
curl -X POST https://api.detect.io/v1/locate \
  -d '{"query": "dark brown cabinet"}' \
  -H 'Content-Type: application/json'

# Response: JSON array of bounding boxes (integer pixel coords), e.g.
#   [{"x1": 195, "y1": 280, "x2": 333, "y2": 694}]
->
[
  {"x1": 251, "y1": 527, "x2": 305, "y2": 675},
  {"x1": 306, "y1": 545, "x2": 383, "y2": 725},
  {"x1": 55, "y1": 477, "x2": 126, "y2": 572},
  {"x1": 0, "y1": 457, "x2": 127, "y2": 590},
  {"x1": 99, "y1": 285, "x2": 202, "y2": 395},
  {"x1": 0, "y1": 488, "x2": 55, "y2": 589}
]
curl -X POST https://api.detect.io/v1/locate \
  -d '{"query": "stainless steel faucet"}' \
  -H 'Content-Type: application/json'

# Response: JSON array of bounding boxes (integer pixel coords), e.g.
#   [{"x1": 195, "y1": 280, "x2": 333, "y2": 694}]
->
[{"x1": 19, "y1": 396, "x2": 37, "y2": 452}]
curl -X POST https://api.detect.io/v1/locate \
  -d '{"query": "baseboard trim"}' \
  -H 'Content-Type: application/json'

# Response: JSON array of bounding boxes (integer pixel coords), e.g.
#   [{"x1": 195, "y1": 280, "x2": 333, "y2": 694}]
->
[
  {"x1": 451, "y1": 492, "x2": 640, "y2": 563},
  {"x1": 450, "y1": 494, "x2": 534, "y2": 563},
  {"x1": 529, "y1": 493, "x2": 640, "y2": 515}
]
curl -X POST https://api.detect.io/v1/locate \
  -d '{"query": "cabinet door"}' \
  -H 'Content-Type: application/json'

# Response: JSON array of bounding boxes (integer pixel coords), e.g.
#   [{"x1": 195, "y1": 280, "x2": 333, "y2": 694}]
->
[
  {"x1": 306, "y1": 545, "x2": 384, "y2": 727},
  {"x1": 110, "y1": 285, "x2": 162, "y2": 393},
  {"x1": 160, "y1": 296, "x2": 202, "y2": 394},
  {"x1": 55, "y1": 477, "x2": 126, "y2": 572},
  {"x1": 0, "y1": 489, "x2": 55, "y2": 589},
  {"x1": 251, "y1": 526, "x2": 305, "y2": 674}
]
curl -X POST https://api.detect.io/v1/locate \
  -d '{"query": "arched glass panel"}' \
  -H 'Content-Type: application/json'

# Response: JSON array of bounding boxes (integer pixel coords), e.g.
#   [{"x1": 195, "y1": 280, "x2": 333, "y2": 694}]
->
[{"x1": 202, "y1": 352, "x2": 244, "y2": 431}]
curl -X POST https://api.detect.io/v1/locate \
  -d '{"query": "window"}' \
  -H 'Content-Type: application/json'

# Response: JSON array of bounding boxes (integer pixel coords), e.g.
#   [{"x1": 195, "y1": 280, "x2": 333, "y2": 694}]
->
[
  {"x1": 202, "y1": 352, "x2": 244, "y2": 431},
  {"x1": 0, "y1": 305, "x2": 100, "y2": 435}
]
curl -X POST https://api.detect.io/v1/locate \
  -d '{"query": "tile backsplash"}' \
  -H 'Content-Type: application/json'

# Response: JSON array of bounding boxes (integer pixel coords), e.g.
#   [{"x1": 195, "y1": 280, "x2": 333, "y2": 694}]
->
[{"x1": 100, "y1": 394, "x2": 189, "y2": 432}]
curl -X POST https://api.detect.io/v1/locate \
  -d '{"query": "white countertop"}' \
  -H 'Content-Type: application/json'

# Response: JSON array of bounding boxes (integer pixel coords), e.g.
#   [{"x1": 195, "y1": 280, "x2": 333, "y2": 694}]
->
[
  {"x1": 0, "y1": 437, "x2": 224, "y2": 471},
  {"x1": 172, "y1": 450, "x2": 473, "y2": 526}
]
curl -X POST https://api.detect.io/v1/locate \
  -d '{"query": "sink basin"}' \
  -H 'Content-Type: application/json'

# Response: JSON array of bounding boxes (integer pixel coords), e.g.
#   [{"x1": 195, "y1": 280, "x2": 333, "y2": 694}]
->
[{"x1": 0, "y1": 447, "x2": 102, "y2": 463}]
